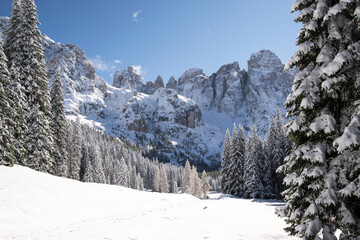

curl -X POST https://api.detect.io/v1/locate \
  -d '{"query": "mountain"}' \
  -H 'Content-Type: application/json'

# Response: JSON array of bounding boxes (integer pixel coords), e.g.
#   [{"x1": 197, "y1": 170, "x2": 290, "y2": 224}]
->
[{"x1": 0, "y1": 16, "x2": 295, "y2": 170}]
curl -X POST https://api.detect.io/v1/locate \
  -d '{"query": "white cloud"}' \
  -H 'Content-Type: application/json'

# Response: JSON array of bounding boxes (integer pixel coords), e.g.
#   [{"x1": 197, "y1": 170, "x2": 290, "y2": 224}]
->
[
  {"x1": 131, "y1": 65, "x2": 143, "y2": 75},
  {"x1": 90, "y1": 55, "x2": 110, "y2": 72},
  {"x1": 133, "y1": 10, "x2": 142, "y2": 22},
  {"x1": 90, "y1": 55, "x2": 121, "y2": 73}
]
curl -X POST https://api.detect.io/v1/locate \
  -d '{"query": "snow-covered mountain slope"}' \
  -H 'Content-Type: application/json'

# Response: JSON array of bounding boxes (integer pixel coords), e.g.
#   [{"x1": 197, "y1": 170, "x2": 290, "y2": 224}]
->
[
  {"x1": 0, "y1": 165, "x2": 298, "y2": 240},
  {"x1": 0, "y1": 16, "x2": 294, "y2": 169}
]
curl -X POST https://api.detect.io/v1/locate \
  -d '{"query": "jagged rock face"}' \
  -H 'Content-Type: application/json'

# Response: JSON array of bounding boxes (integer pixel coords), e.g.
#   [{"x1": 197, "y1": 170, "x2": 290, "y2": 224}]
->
[
  {"x1": 174, "y1": 68, "x2": 214, "y2": 111},
  {"x1": 210, "y1": 62, "x2": 248, "y2": 116},
  {"x1": 145, "y1": 75, "x2": 165, "y2": 94},
  {"x1": 244, "y1": 50, "x2": 295, "y2": 133},
  {"x1": 102, "y1": 87, "x2": 219, "y2": 167},
  {"x1": 113, "y1": 66, "x2": 146, "y2": 92},
  {"x1": 167, "y1": 55, "x2": 294, "y2": 135},
  {"x1": 113, "y1": 68, "x2": 165, "y2": 95},
  {"x1": 166, "y1": 76, "x2": 177, "y2": 89},
  {"x1": 43, "y1": 37, "x2": 107, "y2": 116}
]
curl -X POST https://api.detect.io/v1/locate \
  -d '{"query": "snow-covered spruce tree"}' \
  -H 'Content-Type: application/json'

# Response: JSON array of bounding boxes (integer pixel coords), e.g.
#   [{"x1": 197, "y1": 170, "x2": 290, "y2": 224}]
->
[
  {"x1": 271, "y1": 109, "x2": 292, "y2": 199},
  {"x1": 69, "y1": 117, "x2": 82, "y2": 180},
  {"x1": 0, "y1": 36, "x2": 16, "y2": 166},
  {"x1": 152, "y1": 166, "x2": 160, "y2": 192},
  {"x1": 4, "y1": 0, "x2": 22, "y2": 66},
  {"x1": 182, "y1": 159, "x2": 193, "y2": 194},
  {"x1": 329, "y1": 2, "x2": 360, "y2": 238},
  {"x1": 201, "y1": 170, "x2": 210, "y2": 199},
  {"x1": 119, "y1": 157, "x2": 129, "y2": 187},
  {"x1": 80, "y1": 143, "x2": 93, "y2": 182},
  {"x1": 192, "y1": 166, "x2": 203, "y2": 198},
  {"x1": 27, "y1": 103, "x2": 55, "y2": 172},
  {"x1": 8, "y1": 0, "x2": 55, "y2": 173},
  {"x1": 220, "y1": 129, "x2": 232, "y2": 194},
  {"x1": 136, "y1": 173, "x2": 144, "y2": 190},
  {"x1": 243, "y1": 125, "x2": 264, "y2": 198},
  {"x1": 131, "y1": 167, "x2": 139, "y2": 189},
  {"x1": 229, "y1": 124, "x2": 246, "y2": 197},
  {"x1": 8, "y1": 64, "x2": 28, "y2": 165},
  {"x1": 278, "y1": 1, "x2": 360, "y2": 239},
  {"x1": 50, "y1": 67, "x2": 68, "y2": 177},
  {"x1": 160, "y1": 165, "x2": 169, "y2": 193},
  {"x1": 91, "y1": 145, "x2": 106, "y2": 184},
  {"x1": 171, "y1": 174, "x2": 178, "y2": 193}
]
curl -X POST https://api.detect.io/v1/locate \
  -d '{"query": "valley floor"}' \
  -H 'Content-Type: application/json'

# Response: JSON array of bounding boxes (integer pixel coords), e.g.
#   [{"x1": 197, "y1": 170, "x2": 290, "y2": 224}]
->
[{"x1": 0, "y1": 165, "x2": 298, "y2": 240}]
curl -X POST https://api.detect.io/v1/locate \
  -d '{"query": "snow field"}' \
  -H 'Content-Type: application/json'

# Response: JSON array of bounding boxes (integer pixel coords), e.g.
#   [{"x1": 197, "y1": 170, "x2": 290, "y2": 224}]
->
[{"x1": 0, "y1": 165, "x2": 298, "y2": 240}]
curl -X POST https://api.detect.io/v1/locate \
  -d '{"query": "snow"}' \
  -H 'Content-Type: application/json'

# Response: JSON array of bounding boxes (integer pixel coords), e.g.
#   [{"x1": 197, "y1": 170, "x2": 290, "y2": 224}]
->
[
  {"x1": 334, "y1": 115, "x2": 360, "y2": 152},
  {"x1": 0, "y1": 165, "x2": 298, "y2": 240}
]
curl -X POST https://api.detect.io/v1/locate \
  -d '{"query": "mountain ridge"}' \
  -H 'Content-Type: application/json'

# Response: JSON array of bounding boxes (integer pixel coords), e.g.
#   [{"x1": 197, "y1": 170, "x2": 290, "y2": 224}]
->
[{"x1": 0, "y1": 16, "x2": 295, "y2": 170}]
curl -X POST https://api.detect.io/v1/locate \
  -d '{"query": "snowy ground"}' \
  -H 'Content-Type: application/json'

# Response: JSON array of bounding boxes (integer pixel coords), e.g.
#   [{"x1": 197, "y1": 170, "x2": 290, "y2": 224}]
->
[{"x1": 0, "y1": 165, "x2": 298, "y2": 240}]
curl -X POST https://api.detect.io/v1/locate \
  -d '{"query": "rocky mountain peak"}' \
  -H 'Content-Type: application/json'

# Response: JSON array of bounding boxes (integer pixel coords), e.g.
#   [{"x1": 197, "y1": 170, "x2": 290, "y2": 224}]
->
[
  {"x1": 154, "y1": 75, "x2": 165, "y2": 88},
  {"x1": 215, "y1": 61, "x2": 241, "y2": 76},
  {"x1": 113, "y1": 66, "x2": 145, "y2": 92},
  {"x1": 166, "y1": 76, "x2": 177, "y2": 89},
  {"x1": 178, "y1": 68, "x2": 205, "y2": 86},
  {"x1": 248, "y1": 50, "x2": 283, "y2": 73},
  {"x1": 144, "y1": 75, "x2": 165, "y2": 95}
]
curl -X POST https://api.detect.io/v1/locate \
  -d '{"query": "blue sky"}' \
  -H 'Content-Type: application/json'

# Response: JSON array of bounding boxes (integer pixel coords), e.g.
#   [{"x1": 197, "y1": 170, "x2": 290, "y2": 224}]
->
[{"x1": 0, "y1": 0, "x2": 300, "y2": 85}]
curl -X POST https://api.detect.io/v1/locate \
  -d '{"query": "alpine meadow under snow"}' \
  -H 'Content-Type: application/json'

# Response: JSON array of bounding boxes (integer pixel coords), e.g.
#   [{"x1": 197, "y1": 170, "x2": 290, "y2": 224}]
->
[
  {"x1": 0, "y1": 0, "x2": 360, "y2": 239},
  {"x1": 0, "y1": 165, "x2": 298, "y2": 240}
]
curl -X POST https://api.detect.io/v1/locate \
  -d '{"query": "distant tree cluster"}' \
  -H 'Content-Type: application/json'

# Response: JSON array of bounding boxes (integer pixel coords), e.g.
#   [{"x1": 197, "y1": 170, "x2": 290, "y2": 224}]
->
[
  {"x1": 220, "y1": 109, "x2": 292, "y2": 199},
  {"x1": 182, "y1": 159, "x2": 211, "y2": 198}
]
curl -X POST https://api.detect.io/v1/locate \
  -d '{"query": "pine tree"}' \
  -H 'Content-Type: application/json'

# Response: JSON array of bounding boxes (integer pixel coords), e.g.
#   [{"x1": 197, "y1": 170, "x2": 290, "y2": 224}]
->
[
  {"x1": 243, "y1": 125, "x2": 264, "y2": 198},
  {"x1": 171, "y1": 174, "x2": 178, "y2": 193},
  {"x1": 27, "y1": 103, "x2": 55, "y2": 173},
  {"x1": 273, "y1": 109, "x2": 292, "y2": 198},
  {"x1": 4, "y1": 0, "x2": 22, "y2": 65},
  {"x1": 8, "y1": 64, "x2": 28, "y2": 165},
  {"x1": 0, "y1": 36, "x2": 15, "y2": 166},
  {"x1": 220, "y1": 129, "x2": 232, "y2": 194},
  {"x1": 81, "y1": 143, "x2": 93, "y2": 182},
  {"x1": 130, "y1": 166, "x2": 137, "y2": 189},
  {"x1": 160, "y1": 165, "x2": 169, "y2": 193},
  {"x1": 6, "y1": 0, "x2": 56, "y2": 173},
  {"x1": 69, "y1": 117, "x2": 82, "y2": 180},
  {"x1": 192, "y1": 166, "x2": 202, "y2": 198},
  {"x1": 119, "y1": 157, "x2": 129, "y2": 187},
  {"x1": 229, "y1": 124, "x2": 246, "y2": 197},
  {"x1": 182, "y1": 159, "x2": 193, "y2": 194},
  {"x1": 278, "y1": 1, "x2": 360, "y2": 238},
  {"x1": 152, "y1": 166, "x2": 160, "y2": 192},
  {"x1": 91, "y1": 145, "x2": 106, "y2": 184},
  {"x1": 201, "y1": 170, "x2": 210, "y2": 199},
  {"x1": 51, "y1": 67, "x2": 68, "y2": 177},
  {"x1": 136, "y1": 173, "x2": 144, "y2": 190}
]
